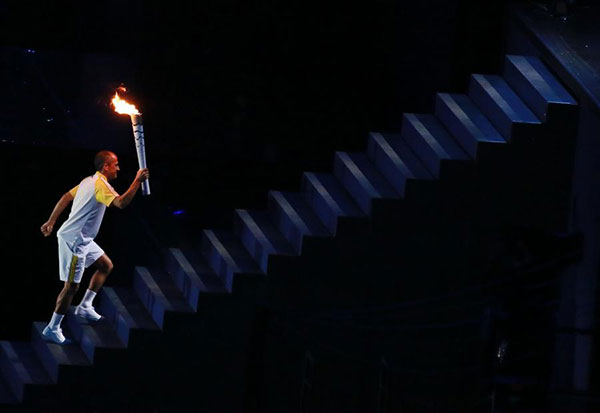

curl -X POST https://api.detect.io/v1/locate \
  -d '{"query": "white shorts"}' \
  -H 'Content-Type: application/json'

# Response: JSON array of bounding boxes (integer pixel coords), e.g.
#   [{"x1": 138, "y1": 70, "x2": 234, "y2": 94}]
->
[{"x1": 58, "y1": 236, "x2": 105, "y2": 283}]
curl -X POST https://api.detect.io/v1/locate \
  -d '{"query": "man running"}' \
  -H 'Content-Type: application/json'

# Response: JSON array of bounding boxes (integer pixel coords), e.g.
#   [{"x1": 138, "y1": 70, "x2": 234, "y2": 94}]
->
[{"x1": 40, "y1": 150, "x2": 149, "y2": 344}]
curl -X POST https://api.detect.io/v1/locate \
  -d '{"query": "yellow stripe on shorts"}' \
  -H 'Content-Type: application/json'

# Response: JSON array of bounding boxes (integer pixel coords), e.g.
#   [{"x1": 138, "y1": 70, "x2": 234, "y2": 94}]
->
[{"x1": 68, "y1": 255, "x2": 79, "y2": 283}]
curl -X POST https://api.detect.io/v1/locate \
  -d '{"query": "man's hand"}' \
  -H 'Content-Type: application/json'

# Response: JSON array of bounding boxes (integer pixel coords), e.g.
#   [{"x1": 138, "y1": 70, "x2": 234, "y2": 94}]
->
[
  {"x1": 41, "y1": 221, "x2": 54, "y2": 237},
  {"x1": 113, "y1": 168, "x2": 151, "y2": 209},
  {"x1": 135, "y1": 168, "x2": 150, "y2": 183}
]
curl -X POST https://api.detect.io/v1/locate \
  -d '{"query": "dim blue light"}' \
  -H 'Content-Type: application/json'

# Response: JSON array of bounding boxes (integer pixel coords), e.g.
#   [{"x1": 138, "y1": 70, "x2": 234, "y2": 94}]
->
[{"x1": 172, "y1": 209, "x2": 185, "y2": 216}]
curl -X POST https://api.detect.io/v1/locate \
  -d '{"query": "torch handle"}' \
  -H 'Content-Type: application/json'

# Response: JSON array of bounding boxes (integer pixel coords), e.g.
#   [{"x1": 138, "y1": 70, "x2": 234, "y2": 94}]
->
[{"x1": 131, "y1": 114, "x2": 151, "y2": 196}]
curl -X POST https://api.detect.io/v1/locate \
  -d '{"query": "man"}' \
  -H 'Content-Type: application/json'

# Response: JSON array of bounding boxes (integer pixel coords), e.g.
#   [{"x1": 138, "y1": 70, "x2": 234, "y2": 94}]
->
[{"x1": 40, "y1": 150, "x2": 149, "y2": 344}]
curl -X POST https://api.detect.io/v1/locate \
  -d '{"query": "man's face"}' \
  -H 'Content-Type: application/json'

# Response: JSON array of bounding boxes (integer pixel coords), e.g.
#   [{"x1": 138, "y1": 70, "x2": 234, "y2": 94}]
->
[{"x1": 103, "y1": 155, "x2": 120, "y2": 181}]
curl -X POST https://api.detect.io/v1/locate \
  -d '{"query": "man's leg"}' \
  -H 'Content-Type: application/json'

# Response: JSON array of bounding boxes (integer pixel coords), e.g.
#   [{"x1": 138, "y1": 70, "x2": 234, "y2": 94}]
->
[
  {"x1": 74, "y1": 254, "x2": 113, "y2": 321},
  {"x1": 88, "y1": 254, "x2": 113, "y2": 292},
  {"x1": 43, "y1": 281, "x2": 79, "y2": 344},
  {"x1": 55, "y1": 281, "x2": 80, "y2": 314}
]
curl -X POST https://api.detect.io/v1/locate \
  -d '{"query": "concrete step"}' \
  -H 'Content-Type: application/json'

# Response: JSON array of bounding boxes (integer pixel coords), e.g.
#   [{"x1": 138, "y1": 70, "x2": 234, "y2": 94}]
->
[
  {"x1": 503, "y1": 55, "x2": 576, "y2": 121},
  {"x1": 233, "y1": 209, "x2": 297, "y2": 272},
  {"x1": 164, "y1": 247, "x2": 218, "y2": 310},
  {"x1": 367, "y1": 131, "x2": 432, "y2": 196},
  {"x1": 201, "y1": 229, "x2": 262, "y2": 291},
  {"x1": 268, "y1": 190, "x2": 332, "y2": 254},
  {"x1": 302, "y1": 172, "x2": 365, "y2": 234},
  {"x1": 333, "y1": 152, "x2": 401, "y2": 214},
  {"x1": 0, "y1": 341, "x2": 52, "y2": 402},
  {"x1": 401, "y1": 113, "x2": 471, "y2": 178},
  {"x1": 133, "y1": 266, "x2": 194, "y2": 328},
  {"x1": 435, "y1": 93, "x2": 506, "y2": 158},
  {"x1": 98, "y1": 286, "x2": 160, "y2": 346},
  {"x1": 65, "y1": 306, "x2": 126, "y2": 362},
  {"x1": 468, "y1": 74, "x2": 541, "y2": 140},
  {"x1": 31, "y1": 321, "x2": 91, "y2": 383}
]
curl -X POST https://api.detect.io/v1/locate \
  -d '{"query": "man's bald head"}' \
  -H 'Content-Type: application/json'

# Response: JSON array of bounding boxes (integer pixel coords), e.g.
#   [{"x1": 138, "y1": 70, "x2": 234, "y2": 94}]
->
[{"x1": 94, "y1": 150, "x2": 117, "y2": 171}]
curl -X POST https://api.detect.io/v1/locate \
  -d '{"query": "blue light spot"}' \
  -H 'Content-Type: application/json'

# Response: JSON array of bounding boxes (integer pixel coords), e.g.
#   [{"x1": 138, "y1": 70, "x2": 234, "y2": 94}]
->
[{"x1": 172, "y1": 209, "x2": 185, "y2": 216}]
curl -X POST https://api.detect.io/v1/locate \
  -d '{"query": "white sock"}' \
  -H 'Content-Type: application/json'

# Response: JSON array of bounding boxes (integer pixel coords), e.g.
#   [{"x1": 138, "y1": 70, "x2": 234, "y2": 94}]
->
[
  {"x1": 79, "y1": 289, "x2": 97, "y2": 308},
  {"x1": 48, "y1": 312, "x2": 64, "y2": 330}
]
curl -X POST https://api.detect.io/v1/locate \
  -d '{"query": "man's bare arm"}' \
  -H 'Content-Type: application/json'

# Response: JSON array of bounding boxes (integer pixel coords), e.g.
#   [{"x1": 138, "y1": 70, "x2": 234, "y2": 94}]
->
[
  {"x1": 41, "y1": 191, "x2": 74, "y2": 237},
  {"x1": 111, "y1": 168, "x2": 149, "y2": 209}
]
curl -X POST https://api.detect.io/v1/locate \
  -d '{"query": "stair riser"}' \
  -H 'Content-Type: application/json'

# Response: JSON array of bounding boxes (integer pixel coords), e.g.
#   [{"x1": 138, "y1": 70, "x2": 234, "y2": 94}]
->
[
  {"x1": 503, "y1": 58, "x2": 548, "y2": 121},
  {"x1": 233, "y1": 213, "x2": 270, "y2": 273},
  {"x1": 0, "y1": 348, "x2": 24, "y2": 401},
  {"x1": 30, "y1": 331, "x2": 59, "y2": 383},
  {"x1": 113, "y1": 315, "x2": 131, "y2": 346},
  {"x1": 201, "y1": 236, "x2": 225, "y2": 278},
  {"x1": 367, "y1": 135, "x2": 408, "y2": 195},
  {"x1": 205, "y1": 253, "x2": 234, "y2": 291},
  {"x1": 200, "y1": 235, "x2": 236, "y2": 289},
  {"x1": 64, "y1": 316, "x2": 96, "y2": 362},
  {"x1": 98, "y1": 292, "x2": 132, "y2": 345},
  {"x1": 333, "y1": 154, "x2": 374, "y2": 214},
  {"x1": 164, "y1": 251, "x2": 200, "y2": 310},
  {"x1": 303, "y1": 177, "x2": 339, "y2": 234},
  {"x1": 468, "y1": 77, "x2": 515, "y2": 140},
  {"x1": 133, "y1": 273, "x2": 166, "y2": 329},
  {"x1": 401, "y1": 119, "x2": 442, "y2": 178},
  {"x1": 203, "y1": 248, "x2": 235, "y2": 291},
  {"x1": 435, "y1": 96, "x2": 478, "y2": 158},
  {"x1": 80, "y1": 335, "x2": 95, "y2": 362},
  {"x1": 267, "y1": 195, "x2": 304, "y2": 254}
]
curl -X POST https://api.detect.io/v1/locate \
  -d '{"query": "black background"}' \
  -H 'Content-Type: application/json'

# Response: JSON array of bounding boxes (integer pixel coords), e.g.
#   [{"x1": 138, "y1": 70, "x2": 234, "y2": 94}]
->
[{"x1": 0, "y1": 0, "x2": 508, "y2": 338}]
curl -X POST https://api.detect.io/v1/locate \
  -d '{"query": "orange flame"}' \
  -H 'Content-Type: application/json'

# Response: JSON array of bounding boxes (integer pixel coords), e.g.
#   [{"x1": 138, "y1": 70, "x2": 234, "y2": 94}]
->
[{"x1": 111, "y1": 91, "x2": 140, "y2": 115}]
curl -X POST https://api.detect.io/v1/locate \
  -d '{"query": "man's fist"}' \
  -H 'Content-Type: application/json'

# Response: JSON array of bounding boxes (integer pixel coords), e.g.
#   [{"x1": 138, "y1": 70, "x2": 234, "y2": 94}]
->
[
  {"x1": 135, "y1": 168, "x2": 150, "y2": 183},
  {"x1": 40, "y1": 221, "x2": 54, "y2": 237}
]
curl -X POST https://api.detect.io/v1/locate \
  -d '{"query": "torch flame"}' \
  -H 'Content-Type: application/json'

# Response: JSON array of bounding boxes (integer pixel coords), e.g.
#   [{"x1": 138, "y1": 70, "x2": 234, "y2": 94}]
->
[{"x1": 111, "y1": 91, "x2": 140, "y2": 115}]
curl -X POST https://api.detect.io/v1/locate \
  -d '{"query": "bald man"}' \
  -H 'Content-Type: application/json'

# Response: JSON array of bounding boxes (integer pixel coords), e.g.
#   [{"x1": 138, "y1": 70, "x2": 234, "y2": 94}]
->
[{"x1": 40, "y1": 150, "x2": 149, "y2": 344}]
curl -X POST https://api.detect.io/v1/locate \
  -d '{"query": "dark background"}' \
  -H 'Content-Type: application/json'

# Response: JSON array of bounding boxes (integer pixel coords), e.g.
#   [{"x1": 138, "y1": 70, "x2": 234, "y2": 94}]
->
[{"x1": 0, "y1": 0, "x2": 508, "y2": 338}]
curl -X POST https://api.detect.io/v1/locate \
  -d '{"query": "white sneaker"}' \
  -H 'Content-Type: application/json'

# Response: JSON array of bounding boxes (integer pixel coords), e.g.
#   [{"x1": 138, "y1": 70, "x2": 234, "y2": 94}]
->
[
  {"x1": 42, "y1": 325, "x2": 67, "y2": 345},
  {"x1": 74, "y1": 305, "x2": 103, "y2": 322}
]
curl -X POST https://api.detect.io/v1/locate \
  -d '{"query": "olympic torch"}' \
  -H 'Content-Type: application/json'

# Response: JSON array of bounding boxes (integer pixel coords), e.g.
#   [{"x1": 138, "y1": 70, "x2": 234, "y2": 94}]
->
[{"x1": 111, "y1": 91, "x2": 150, "y2": 195}]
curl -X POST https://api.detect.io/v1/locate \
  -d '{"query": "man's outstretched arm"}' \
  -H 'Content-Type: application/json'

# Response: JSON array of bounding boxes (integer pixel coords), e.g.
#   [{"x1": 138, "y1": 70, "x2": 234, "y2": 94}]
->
[
  {"x1": 111, "y1": 168, "x2": 149, "y2": 209},
  {"x1": 41, "y1": 191, "x2": 75, "y2": 237}
]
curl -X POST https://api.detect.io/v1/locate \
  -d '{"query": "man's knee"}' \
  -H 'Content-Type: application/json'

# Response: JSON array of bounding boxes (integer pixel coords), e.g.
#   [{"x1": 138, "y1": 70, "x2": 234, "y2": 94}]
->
[
  {"x1": 98, "y1": 255, "x2": 114, "y2": 274},
  {"x1": 104, "y1": 257, "x2": 114, "y2": 274}
]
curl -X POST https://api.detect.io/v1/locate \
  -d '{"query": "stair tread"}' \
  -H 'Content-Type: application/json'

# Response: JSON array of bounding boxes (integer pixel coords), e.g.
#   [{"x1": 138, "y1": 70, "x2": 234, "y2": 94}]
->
[
  {"x1": 374, "y1": 132, "x2": 433, "y2": 179},
  {"x1": 107, "y1": 286, "x2": 160, "y2": 331},
  {"x1": 303, "y1": 172, "x2": 365, "y2": 217},
  {"x1": 506, "y1": 55, "x2": 576, "y2": 105},
  {"x1": 268, "y1": 191, "x2": 331, "y2": 237},
  {"x1": 178, "y1": 247, "x2": 229, "y2": 293},
  {"x1": 235, "y1": 209, "x2": 297, "y2": 255},
  {"x1": 65, "y1": 307, "x2": 125, "y2": 349},
  {"x1": 336, "y1": 152, "x2": 400, "y2": 199},
  {"x1": 0, "y1": 341, "x2": 52, "y2": 384},
  {"x1": 402, "y1": 113, "x2": 471, "y2": 162},
  {"x1": 32, "y1": 322, "x2": 91, "y2": 367},
  {"x1": 470, "y1": 74, "x2": 540, "y2": 124},
  {"x1": 437, "y1": 93, "x2": 506, "y2": 144},
  {"x1": 203, "y1": 230, "x2": 262, "y2": 274}
]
